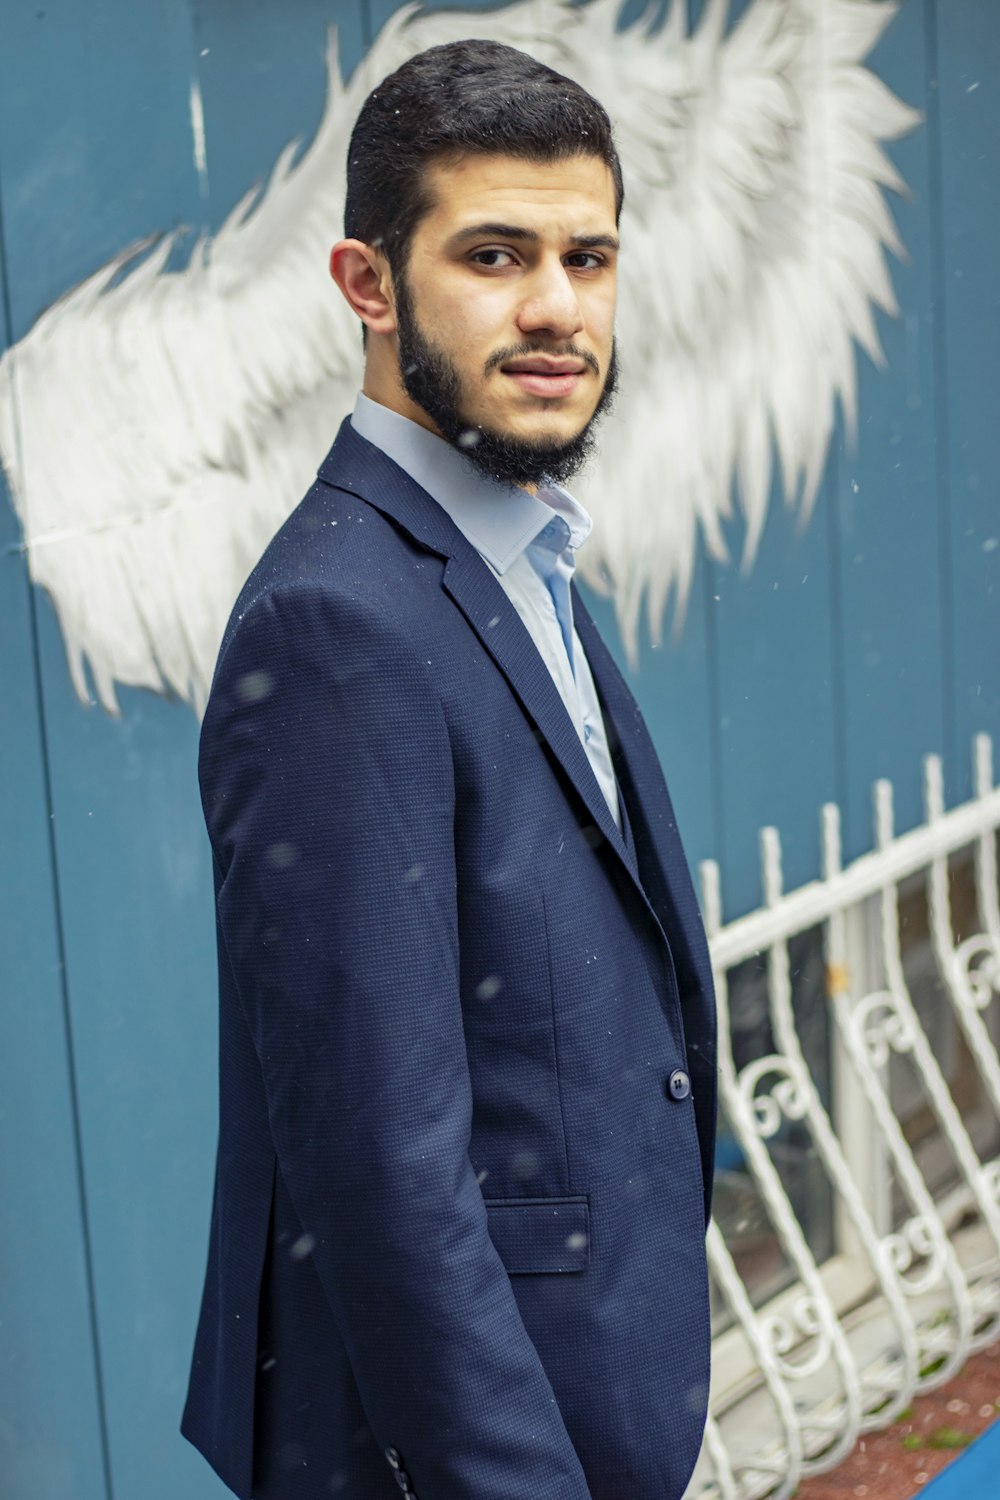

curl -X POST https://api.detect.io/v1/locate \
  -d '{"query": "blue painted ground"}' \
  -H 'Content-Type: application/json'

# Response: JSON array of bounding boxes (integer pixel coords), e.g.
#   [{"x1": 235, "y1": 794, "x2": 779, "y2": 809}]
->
[{"x1": 923, "y1": 1418, "x2": 1000, "y2": 1497}]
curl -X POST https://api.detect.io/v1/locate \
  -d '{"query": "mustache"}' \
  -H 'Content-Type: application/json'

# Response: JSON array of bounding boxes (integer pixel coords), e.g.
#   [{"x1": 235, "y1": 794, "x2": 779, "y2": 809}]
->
[{"x1": 483, "y1": 342, "x2": 602, "y2": 379}]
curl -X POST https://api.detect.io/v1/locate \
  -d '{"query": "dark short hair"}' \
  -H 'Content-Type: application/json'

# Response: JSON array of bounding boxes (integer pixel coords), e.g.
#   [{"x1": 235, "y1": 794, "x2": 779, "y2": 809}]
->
[{"x1": 344, "y1": 39, "x2": 624, "y2": 272}]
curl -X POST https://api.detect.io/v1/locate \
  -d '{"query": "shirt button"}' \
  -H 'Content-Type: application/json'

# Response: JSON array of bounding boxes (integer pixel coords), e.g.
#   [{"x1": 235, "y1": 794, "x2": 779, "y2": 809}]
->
[
  {"x1": 667, "y1": 1068, "x2": 691, "y2": 1101},
  {"x1": 583, "y1": 721, "x2": 593, "y2": 742}
]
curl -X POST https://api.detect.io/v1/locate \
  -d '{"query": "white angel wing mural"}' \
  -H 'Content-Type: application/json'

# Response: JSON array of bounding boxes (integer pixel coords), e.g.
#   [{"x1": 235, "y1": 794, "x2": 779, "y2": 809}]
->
[{"x1": 0, "y1": 0, "x2": 919, "y2": 714}]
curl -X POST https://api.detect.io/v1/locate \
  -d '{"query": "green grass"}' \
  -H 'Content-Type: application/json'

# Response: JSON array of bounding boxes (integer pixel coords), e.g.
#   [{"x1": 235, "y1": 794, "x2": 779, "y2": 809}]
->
[
  {"x1": 926, "y1": 1427, "x2": 973, "y2": 1450},
  {"x1": 901, "y1": 1426, "x2": 974, "y2": 1452}
]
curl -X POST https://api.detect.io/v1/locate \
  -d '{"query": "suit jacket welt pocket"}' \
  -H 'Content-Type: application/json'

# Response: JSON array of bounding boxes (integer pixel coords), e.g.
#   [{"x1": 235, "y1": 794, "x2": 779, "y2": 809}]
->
[{"x1": 484, "y1": 1196, "x2": 590, "y2": 1274}]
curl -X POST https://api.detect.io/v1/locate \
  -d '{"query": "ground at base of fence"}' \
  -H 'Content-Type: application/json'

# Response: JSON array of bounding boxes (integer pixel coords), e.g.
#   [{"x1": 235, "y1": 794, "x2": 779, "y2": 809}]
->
[{"x1": 791, "y1": 1336, "x2": 1000, "y2": 1499}]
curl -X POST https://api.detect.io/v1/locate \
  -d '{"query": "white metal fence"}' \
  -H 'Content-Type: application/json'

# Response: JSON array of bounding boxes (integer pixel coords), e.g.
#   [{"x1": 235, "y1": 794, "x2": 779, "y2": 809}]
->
[{"x1": 688, "y1": 735, "x2": 1000, "y2": 1499}]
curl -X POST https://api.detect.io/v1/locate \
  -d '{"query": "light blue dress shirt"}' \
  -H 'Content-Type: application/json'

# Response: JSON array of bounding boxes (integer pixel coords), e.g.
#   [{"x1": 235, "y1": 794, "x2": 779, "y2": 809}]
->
[{"x1": 351, "y1": 392, "x2": 622, "y2": 830}]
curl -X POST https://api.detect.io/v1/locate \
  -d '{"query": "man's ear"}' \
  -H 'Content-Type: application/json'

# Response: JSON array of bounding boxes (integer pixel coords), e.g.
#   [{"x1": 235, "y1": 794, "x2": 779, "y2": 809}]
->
[{"x1": 329, "y1": 240, "x2": 397, "y2": 335}]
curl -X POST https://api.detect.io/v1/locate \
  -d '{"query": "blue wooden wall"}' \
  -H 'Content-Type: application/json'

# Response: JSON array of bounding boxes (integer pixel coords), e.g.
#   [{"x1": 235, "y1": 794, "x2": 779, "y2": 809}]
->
[{"x1": 0, "y1": 2, "x2": 997, "y2": 1497}]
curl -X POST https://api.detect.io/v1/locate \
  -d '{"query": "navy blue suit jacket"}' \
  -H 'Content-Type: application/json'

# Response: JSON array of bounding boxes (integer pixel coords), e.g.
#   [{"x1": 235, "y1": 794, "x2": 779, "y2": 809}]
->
[{"x1": 182, "y1": 418, "x2": 717, "y2": 1500}]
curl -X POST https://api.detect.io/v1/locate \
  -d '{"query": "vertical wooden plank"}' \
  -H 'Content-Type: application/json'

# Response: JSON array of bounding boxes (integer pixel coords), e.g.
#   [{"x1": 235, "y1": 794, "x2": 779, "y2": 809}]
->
[
  {"x1": 833, "y1": 1, "x2": 946, "y2": 863},
  {"x1": 930, "y1": 0, "x2": 1000, "y2": 804},
  {"x1": 27, "y1": 638, "x2": 224, "y2": 1500},
  {"x1": 0, "y1": 4, "x2": 225, "y2": 1497},
  {"x1": 690, "y1": 0, "x2": 838, "y2": 920},
  {"x1": 0, "y1": 221, "x2": 109, "y2": 1498},
  {"x1": 711, "y1": 484, "x2": 839, "y2": 918}
]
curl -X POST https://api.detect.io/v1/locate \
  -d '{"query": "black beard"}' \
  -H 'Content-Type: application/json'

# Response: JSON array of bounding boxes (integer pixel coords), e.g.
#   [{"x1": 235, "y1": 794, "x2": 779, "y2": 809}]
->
[{"x1": 394, "y1": 270, "x2": 618, "y2": 488}]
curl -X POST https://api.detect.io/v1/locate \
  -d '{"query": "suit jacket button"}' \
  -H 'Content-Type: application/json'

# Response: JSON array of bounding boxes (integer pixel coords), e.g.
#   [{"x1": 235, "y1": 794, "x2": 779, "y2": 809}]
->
[
  {"x1": 667, "y1": 1068, "x2": 690, "y2": 1100},
  {"x1": 393, "y1": 1470, "x2": 413, "y2": 1491},
  {"x1": 384, "y1": 1447, "x2": 402, "y2": 1469}
]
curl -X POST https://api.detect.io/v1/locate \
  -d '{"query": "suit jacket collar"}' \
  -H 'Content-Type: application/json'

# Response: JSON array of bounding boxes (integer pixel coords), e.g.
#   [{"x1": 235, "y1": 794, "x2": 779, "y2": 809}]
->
[
  {"x1": 318, "y1": 415, "x2": 459, "y2": 560},
  {"x1": 350, "y1": 393, "x2": 575, "y2": 574},
  {"x1": 318, "y1": 419, "x2": 668, "y2": 934}
]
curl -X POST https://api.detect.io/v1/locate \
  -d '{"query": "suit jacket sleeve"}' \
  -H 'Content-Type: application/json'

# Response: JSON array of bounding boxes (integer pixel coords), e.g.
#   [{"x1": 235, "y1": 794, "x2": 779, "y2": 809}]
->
[{"x1": 199, "y1": 583, "x2": 593, "y2": 1500}]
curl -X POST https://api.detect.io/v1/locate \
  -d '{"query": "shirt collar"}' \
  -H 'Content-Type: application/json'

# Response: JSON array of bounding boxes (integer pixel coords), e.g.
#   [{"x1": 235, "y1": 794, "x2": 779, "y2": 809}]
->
[{"x1": 351, "y1": 392, "x2": 593, "y2": 575}]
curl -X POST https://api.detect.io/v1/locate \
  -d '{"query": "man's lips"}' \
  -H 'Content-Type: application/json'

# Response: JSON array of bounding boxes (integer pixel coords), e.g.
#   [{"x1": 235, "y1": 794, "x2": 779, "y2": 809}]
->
[
  {"x1": 502, "y1": 358, "x2": 586, "y2": 375},
  {"x1": 500, "y1": 358, "x2": 588, "y2": 398}
]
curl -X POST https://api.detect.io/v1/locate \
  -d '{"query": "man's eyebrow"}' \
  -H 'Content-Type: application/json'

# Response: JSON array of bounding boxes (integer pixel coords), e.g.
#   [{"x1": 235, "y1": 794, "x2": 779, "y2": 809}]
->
[
  {"x1": 449, "y1": 223, "x2": 620, "y2": 252},
  {"x1": 570, "y1": 233, "x2": 620, "y2": 252},
  {"x1": 450, "y1": 223, "x2": 540, "y2": 245}
]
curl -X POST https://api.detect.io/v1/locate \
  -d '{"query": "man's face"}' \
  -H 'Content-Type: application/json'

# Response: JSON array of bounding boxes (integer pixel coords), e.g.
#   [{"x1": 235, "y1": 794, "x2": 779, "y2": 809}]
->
[{"x1": 391, "y1": 152, "x2": 620, "y2": 487}]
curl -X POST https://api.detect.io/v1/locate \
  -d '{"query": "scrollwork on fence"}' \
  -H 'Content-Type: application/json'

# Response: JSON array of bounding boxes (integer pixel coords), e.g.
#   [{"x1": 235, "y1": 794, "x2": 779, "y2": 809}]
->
[
  {"x1": 690, "y1": 734, "x2": 1000, "y2": 1500},
  {"x1": 740, "y1": 1058, "x2": 811, "y2": 1139}
]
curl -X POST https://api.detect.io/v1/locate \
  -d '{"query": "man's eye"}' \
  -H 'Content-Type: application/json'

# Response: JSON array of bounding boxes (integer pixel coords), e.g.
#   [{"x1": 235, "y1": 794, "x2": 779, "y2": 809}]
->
[
  {"x1": 471, "y1": 248, "x2": 516, "y2": 268},
  {"x1": 565, "y1": 252, "x2": 604, "y2": 270}
]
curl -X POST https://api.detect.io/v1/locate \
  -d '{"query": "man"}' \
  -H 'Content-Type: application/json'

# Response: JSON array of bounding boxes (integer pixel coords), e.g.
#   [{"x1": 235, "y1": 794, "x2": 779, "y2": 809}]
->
[{"x1": 182, "y1": 38, "x2": 716, "y2": 1500}]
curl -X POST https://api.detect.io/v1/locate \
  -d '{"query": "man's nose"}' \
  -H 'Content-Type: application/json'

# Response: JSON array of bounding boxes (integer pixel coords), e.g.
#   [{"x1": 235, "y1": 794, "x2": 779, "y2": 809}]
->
[{"x1": 516, "y1": 261, "x2": 585, "y2": 340}]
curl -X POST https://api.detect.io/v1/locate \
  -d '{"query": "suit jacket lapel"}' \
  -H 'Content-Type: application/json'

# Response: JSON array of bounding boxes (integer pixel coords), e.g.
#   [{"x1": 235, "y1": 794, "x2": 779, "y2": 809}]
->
[
  {"x1": 318, "y1": 420, "x2": 641, "y2": 891},
  {"x1": 440, "y1": 547, "x2": 640, "y2": 876},
  {"x1": 571, "y1": 583, "x2": 715, "y2": 1006}
]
